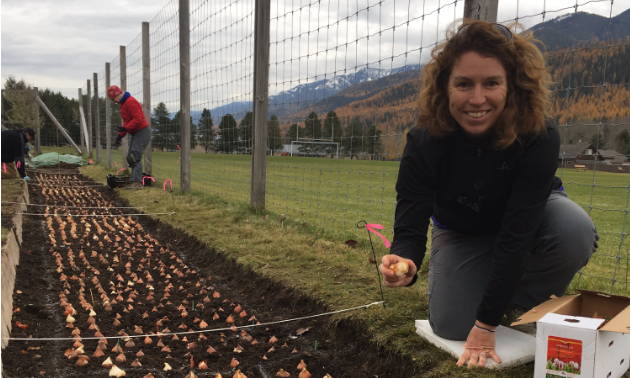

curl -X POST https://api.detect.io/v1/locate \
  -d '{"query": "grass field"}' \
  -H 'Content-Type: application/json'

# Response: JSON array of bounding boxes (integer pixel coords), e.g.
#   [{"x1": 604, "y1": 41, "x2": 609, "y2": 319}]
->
[
  {"x1": 34, "y1": 145, "x2": 630, "y2": 377},
  {"x1": 42, "y1": 146, "x2": 630, "y2": 297}
]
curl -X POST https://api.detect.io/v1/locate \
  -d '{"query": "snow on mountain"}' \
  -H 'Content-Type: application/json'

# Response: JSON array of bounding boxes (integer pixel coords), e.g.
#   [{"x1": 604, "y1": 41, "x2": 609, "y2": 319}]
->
[{"x1": 203, "y1": 64, "x2": 420, "y2": 122}]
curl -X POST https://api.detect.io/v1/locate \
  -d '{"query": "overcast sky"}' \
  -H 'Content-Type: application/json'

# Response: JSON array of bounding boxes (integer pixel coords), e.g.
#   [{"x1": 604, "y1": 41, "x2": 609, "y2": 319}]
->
[{"x1": 2, "y1": 0, "x2": 628, "y2": 104}]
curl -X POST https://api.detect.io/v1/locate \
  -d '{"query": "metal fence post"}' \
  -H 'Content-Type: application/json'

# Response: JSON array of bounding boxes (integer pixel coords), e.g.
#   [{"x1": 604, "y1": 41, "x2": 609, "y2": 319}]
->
[
  {"x1": 87, "y1": 79, "x2": 93, "y2": 159},
  {"x1": 120, "y1": 45, "x2": 129, "y2": 168},
  {"x1": 142, "y1": 21, "x2": 152, "y2": 175},
  {"x1": 78, "y1": 88, "x2": 85, "y2": 155},
  {"x1": 33, "y1": 87, "x2": 41, "y2": 154},
  {"x1": 93, "y1": 73, "x2": 101, "y2": 163},
  {"x1": 251, "y1": 0, "x2": 271, "y2": 209},
  {"x1": 463, "y1": 0, "x2": 499, "y2": 22},
  {"x1": 179, "y1": 0, "x2": 191, "y2": 193},
  {"x1": 105, "y1": 63, "x2": 112, "y2": 169}
]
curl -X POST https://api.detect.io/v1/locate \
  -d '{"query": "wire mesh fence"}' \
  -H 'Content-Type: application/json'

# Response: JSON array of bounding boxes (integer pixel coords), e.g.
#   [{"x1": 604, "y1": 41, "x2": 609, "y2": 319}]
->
[{"x1": 3, "y1": 0, "x2": 630, "y2": 296}]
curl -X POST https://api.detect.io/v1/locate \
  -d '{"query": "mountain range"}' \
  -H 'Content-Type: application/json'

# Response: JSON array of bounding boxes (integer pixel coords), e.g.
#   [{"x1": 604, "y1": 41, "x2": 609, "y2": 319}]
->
[{"x1": 194, "y1": 9, "x2": 630, "y2": 128}]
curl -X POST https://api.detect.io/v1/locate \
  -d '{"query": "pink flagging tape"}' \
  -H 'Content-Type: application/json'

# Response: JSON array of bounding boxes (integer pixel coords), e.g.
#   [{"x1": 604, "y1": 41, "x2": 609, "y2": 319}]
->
[
  {"x1": 16, "y1": 161, "x2": 21, "y2": 168},
  {"x1": 116, "y1": 168, "x2": 126, "y2": 176},
  {"x1": 365, "y1": 223, "x2": 391, "y2": 248},
  {"x1": 115, "y1": 162, "x2": 118, "y2": 168},
  {"x1": 2, "y1": 163, "x2": 6, "y2": 174},
  {"x1": 142, "y1": 176, "x2": 155, "y2": 186},
  {"x1": 89, "y1": 159, "x2": 94, "y2": 165},
  {"x1": 177, "y1": 156, "x2": 181, "y2": 165},
  {"x1": 177, "y1": 145, "x2": 181, "y2": 151},
  {"x1": 163, "y1": 179, "x2": 173, "y2": 191}
]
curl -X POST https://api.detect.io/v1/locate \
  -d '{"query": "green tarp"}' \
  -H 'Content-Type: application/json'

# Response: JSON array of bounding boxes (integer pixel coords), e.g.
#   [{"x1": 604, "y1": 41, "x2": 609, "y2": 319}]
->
[{"x1": 27, "y1": 153, "x2": 88, "y2": 168}]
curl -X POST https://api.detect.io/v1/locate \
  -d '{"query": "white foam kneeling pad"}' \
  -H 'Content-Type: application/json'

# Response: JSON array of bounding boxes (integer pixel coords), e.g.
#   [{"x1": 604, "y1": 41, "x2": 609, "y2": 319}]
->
[{"x1": 415, "y1": 320, "x2": 536, "y2": 369}]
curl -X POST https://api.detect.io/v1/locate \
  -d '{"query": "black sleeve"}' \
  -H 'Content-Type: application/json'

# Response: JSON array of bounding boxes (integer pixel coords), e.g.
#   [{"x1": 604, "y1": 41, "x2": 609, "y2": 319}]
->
[
  {"x1": 1, "y1": 131, "x2": 24, "y2": 162},
  {"x1": 476, "y1": 124, "x2": 560, "y2": 326},
  {"x1": 390, "y1": 129, "x2": 435, "y2": 280}
]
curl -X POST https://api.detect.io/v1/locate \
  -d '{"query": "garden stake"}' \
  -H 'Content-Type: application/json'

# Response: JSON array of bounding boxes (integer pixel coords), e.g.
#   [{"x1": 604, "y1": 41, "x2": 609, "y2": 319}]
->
[
  {"x1": 192, "y1": 300, "x2": 194, "y2": 312},
  {"x1": 89, "y1": 289, "x2": 94, "y2": 305},
  {"x1": 314, "y1": 341, "x2": 317, "y2": 351},
  {"x1": 356, "y1": 220, "x2": 386, "y2": 308},
  {"x1": 191, "y1": 354, "x2": 193, "y2": 368},
  {"x1": 116, "y1": 338, "x2": 120, "y2": 353}
]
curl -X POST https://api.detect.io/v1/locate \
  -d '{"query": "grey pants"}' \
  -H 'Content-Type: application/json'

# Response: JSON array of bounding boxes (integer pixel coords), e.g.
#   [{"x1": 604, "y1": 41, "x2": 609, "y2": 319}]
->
[
  {"x1": 427, "y1": 191, "x2": 598, "y2": 340},
  {"x1": 127, "y1": 127, "x2": 151, "y2": 183}
]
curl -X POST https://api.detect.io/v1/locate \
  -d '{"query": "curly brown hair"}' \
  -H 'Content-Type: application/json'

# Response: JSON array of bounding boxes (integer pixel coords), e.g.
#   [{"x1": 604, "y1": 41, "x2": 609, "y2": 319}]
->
[{"x1": 417, "y1": 20, "x2": 551, "y2": 148}]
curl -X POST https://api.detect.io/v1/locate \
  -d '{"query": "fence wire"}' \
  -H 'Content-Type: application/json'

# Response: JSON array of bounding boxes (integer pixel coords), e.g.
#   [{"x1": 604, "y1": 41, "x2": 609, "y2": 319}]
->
[{"x1": 6, "y1": 0, "x2": 630, "y2": 297}]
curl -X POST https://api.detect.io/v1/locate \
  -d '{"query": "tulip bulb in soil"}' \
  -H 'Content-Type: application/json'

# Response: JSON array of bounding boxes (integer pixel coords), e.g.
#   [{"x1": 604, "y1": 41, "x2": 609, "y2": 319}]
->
[
  {"x1": 389, "y1": 261, "x2": 409, "y2": 276},
  {"x1": 298, "y1": 369, "x2": 311, "y2": 378},
  {"x1": 109, "y1": 365, "x2": 126, "y2": 377},
  {"x1": 233, "y1": 370, "x2": 248, "y2": 378},
  {"x1": 230, "y1": 357, "x2": 239, "y2": 368},
  {"x1": 163, "y1": 363, "x2": 172, "y2": 371},
  {"x1": 276, "y1": 369, "x2": 290, "y2": 377}
]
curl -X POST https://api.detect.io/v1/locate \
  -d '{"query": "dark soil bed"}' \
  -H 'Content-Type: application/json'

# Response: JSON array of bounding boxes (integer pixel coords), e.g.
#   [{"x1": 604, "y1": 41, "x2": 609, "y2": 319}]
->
[{"x1": 2, "y1": 172, "x2": 415, "y2": 377}]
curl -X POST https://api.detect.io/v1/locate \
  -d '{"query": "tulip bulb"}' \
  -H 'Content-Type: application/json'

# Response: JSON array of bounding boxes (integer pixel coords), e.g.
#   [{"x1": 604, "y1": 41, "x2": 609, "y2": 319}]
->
[
  {"x1": 109, "y1": 365, "x2": 126, "y2": 377},
  {"x1": 389, "y1": 261, "x2": 409, "y2": 276}
]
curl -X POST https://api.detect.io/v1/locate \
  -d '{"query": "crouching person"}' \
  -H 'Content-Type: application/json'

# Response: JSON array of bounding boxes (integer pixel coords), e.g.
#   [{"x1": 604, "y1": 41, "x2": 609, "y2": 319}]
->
[
  {"x1": 1, "y1": 127, "x2": 35, "y2": 180},
  {"x1": 107, "y1": 85, "x2": 150, "y2": 190}
]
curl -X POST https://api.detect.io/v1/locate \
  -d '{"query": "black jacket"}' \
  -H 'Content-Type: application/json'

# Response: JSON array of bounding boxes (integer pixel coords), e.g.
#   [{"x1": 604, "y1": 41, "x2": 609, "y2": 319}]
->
[
  {"x1": 1, "y1": 129, "x2": 28, "y2": 163},
  {"x1": 391, "y1": 121, "x2": 560, "y2": 326}
]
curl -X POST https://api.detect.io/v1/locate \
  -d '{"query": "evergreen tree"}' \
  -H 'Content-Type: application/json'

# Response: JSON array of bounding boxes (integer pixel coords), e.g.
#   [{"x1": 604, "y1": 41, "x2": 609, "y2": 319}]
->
[
  {"x1": 343, "y1": 118, "x2": 364, "y2": 157},
  {"x1": 304, "y1": 111, "x2": 322, "y2": 139},
  {"x1": 591, "y1": 132, "x2": 606, "y2": 150},
  {"x1": 323, "y1": 110, "x2": 343, "y2": 155},
  {"x1": 267, "y1": 115, "x2": 283, "y2": 152},
  {"x1": 365, "y1": 124, "x2": 383, "y2": 157},
  {"x1": 38, "y1": 89, "x2": 80, "y2": 148},
  {"x1": 238, "y1": 111, "x2": 253, "y2": 152},
  {"x1": 198, "y1": 108, "x2": 214, "y2": 153},
  {"x1": 151, "y1": 102, "x2": 172, "y2": 151},
  {"x1": 217, "y1": 113, "x2": 238, "y2": 153},
  {"x1": 172, "y1": 110, "x2": 196, "y2": 150},
  {"x1": 614, "y1": 129, "x2": 630, "y2": 154},
  {"x1": 286, "y1": 123, "x2": 305, "y2": 141}
]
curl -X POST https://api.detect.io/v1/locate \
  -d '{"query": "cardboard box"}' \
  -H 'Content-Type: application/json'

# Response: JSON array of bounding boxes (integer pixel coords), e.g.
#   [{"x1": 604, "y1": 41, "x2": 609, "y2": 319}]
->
[{"x1": 511, "y1": 290, "x2": 630, "y2": 378}]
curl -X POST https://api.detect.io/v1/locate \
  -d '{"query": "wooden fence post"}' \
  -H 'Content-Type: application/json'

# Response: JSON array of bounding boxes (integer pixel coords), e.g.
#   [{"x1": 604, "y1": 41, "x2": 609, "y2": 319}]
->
[
  {"x1": 87, "y1": 79, "x2": 93, "y2": 159},
  {"x1": 463, "y1": 0, "x2": 499, "y2": 22},
  {"x1": 93, "y1": 73, "x2": 101, "y2": 163},
  {"x1": 142, "y1": 21, "x2": 152, "y2": 175},
  {"x1": 250, "y1": 0, "x2": 271, "y2": 209},
  {"x1": 32, "y1": 87, "x2": 41, "y2": 154},
  {"x1": 120, "y1": 45, "x2": 129, "y2": 168},
  {"x1": 179, "y1": 0, "x2": 191, "y2": 193},
  {"x1": 105, "y1": 63, "x2": 112, "y2": 169}
]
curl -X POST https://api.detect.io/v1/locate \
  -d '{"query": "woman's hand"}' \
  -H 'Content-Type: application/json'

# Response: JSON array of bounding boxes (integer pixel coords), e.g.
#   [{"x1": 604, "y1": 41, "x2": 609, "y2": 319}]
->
[
  {"x1": 456, "y1": 321, "x2": 502, "y2": 368},
  {"x1": 378, "y1": 255, "x2": 417, "y2": 287}
]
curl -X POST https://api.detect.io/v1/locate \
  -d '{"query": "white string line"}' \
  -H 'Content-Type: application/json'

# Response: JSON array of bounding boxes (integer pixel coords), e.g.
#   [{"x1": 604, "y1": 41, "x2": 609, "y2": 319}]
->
[
  {"x1": 29, "y1": 184, "x2": 117, "y2": 188},
  {"x1": 1, "y1": 201, "x2": 145, "y2": 209},
  {"x1": 18, "y1": 212, "x2": 176, "y2": 217},
  {"x1": 4, "y1": 301, "x2": 384, "y2": 341}
]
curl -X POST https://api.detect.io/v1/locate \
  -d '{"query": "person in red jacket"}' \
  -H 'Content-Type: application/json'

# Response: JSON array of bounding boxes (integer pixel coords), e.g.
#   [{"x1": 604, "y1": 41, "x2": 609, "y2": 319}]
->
[{"x1": 107, "y1": 85, "x2": 151, "y2": 190}]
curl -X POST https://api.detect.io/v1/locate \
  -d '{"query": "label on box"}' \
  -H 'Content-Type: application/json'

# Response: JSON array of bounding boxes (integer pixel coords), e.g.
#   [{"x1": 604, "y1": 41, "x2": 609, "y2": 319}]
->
[{"x1": 545, "y1": 336, "x2": 582, "y2": 377}]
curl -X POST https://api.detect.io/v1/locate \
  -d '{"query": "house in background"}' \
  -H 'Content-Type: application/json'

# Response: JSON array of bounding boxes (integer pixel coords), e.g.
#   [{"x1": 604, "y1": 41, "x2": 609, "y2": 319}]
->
[
  {"x1": 558, "y1": 143, "x2": 601, "y2": 168},
  {"x1": 596, "y1": 149, "x2": 630, "y2": 165}
]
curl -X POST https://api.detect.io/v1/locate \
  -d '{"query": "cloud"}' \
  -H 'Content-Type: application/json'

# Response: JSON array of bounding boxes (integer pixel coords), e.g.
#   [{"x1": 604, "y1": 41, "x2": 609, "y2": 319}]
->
[{"x1": 2, "y1": 0, "x2": 626, "y2": 98}]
